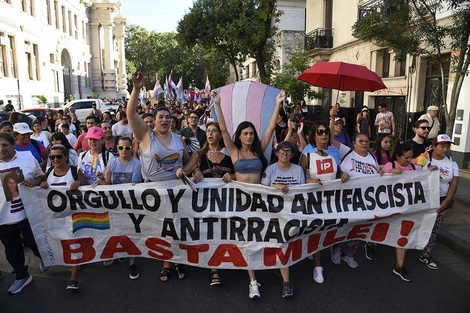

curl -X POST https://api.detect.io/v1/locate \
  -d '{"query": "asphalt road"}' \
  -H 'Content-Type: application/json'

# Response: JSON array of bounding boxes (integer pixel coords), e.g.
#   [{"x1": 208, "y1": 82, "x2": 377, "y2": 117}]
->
[{"x1": 1, "y1": 240, "x2": 470, "y2": 313}]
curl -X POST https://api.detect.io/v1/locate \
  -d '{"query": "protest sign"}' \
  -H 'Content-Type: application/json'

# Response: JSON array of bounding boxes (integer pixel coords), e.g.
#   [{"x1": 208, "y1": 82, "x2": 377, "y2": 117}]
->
[{"x1": 22, "y1": 171, "x2": 439, "y2": 270}]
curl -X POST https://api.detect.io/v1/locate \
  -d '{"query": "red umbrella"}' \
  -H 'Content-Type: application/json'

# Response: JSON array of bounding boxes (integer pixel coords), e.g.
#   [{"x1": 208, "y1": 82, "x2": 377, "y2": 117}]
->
[{"x1": 298, "y1": 61, "x2": 386, "y2": 92}]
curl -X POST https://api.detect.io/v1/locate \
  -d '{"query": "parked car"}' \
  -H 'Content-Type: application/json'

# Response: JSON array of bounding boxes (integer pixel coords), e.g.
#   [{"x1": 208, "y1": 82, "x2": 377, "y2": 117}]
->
[
  {"x1": 63, "y1": 99, "x2": 105, "y2": 122},
  {"x1": 0, "y1": 112, "x2": 36, "y2": 127},
  {"x1": 20, "y1": 108, "x2": 59, "y2": 119}
]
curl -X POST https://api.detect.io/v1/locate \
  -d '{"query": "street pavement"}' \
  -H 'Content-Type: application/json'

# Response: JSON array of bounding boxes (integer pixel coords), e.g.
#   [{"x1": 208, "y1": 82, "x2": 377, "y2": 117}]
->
[{"x1": 0, "y1": 173, "x2": 469, "y2": 313}]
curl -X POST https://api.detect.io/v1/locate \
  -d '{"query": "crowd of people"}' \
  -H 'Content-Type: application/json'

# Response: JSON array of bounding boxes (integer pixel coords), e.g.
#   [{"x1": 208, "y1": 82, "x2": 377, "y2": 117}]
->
[{"x1": 0, "y1": 77, "x2": 459, "y2": 298}]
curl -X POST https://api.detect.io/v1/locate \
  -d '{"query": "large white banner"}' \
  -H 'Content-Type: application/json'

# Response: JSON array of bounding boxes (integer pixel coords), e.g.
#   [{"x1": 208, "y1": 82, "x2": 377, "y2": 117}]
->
[{"x1": 22, "y1": 171, "x2": 439, "y2": 270}]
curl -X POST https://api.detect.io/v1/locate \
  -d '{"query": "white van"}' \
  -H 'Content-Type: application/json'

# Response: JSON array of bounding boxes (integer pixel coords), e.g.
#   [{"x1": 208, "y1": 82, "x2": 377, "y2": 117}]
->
[{"x1": 63, "y1": 99, "x2": 105, "y2": 122}]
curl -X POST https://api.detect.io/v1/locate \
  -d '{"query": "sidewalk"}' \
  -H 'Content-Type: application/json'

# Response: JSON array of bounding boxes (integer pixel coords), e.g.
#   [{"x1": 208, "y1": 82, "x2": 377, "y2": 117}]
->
[{"x1": 439, "y1": 169, "x2": 470, "y2": 259}]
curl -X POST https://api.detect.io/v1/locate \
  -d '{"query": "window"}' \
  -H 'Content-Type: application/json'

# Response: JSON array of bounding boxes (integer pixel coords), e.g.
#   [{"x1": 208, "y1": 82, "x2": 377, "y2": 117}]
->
[
  {"x1": 55, "y1": 1, "x2": 60, "y2": 29},
  {"x1": 0, "y1": 44, "x2": 6, "y2": 77},
  {"x1": 32, "y1": 44, "x2": 39, "y2": 80},
  {"x1": 25, "y1": 42, "x2": 32, "y2": 80},
  {"x1": 382, "y1": 50, "x2": 390, "y2": 78},
  {"x1": 61, "y1": 6, "x2": 66, "y2": 33},
  {"x1": 20, "y1": 0, "x2": 26, "y2": 12},
  {"x1": 8, "y1": 35, "x2": 16, "y2": 78},
  {"x1": 46, "y1": 0, "x2": 52, "y2": 25},
  {"x1": 28, "y1": 0, "x2": 34, "y2": 16},
  {"x1": 68, "y1": 11, "x2": 72, "y2": 36},
  {"x1": 82, "y1": 21, "x2": 86, "y2": 41},
  {"x1": 74, "y1": 15, "x2": 78, "y2": 39},
  {"x1": 397, "y1": 59, "x2": 406, "y2": 77},
  {"x1": 49, "y1": 53, "x2": 55, "y2": 63}
]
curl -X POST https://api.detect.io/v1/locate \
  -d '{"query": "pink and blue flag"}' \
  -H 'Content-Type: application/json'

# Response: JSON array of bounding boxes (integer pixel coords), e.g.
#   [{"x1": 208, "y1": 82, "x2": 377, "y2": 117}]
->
[
  {"x1": 212, "y1": 81, "x2": 281, "y2": 161},
  {"x1": 152, "y1": 80, "x2": 163, "y2": 98}
]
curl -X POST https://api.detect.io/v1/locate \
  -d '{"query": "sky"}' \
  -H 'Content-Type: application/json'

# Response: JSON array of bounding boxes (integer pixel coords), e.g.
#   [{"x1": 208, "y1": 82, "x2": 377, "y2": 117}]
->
[{"x1": 119, "y1": 0, "x2": 195, "y2": 33}]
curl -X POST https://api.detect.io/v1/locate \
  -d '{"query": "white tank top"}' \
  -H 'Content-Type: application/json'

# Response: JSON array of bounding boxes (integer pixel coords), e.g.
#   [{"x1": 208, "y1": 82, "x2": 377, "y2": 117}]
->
[
  {"x1": 140, "y1": 132, "x2": 184, "y2": 182},
  {"x1": 47, "y1": 167, "x2": 75, "y2": 187}
]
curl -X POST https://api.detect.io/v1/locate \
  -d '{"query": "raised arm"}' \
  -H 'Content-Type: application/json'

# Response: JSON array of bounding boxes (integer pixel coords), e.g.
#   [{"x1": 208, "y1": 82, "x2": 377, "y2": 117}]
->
[
  {"x1": 329, "y1": 107, "x2": 341, "y2": 148},
  {"x1": 260, "y1": 91, "x2": 284, "y2": 151},
  {"x1": 127, "y1": 73, "x2": 150, "y2": 143},
  {"x1": 212, "y1": 91, "x2": 236, "y2": 155}
]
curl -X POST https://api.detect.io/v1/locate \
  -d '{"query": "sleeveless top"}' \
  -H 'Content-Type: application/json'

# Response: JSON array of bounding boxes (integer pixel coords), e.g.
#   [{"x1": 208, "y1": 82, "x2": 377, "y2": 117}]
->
[
  {"x1": 200, "y1": 153, "x2": 234, "y2": 178},
  {"x1": 233, "y1": 151, "x2": 262, "y2": 173},
  {"x1": 140, "y1": 131, "x2": 184, "y2": 182},
  {"x1": 47, "y1": 167, "x2": 76, "y2": 187}
]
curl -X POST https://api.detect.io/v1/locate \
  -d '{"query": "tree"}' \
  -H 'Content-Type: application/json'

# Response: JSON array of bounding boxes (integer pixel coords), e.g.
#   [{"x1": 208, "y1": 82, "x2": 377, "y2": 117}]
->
[
  {"x1": 271, "y1": 45, "x2": 323, "y2": 102},
  {"x1": 352, "y1": 0, "x2": 470, "y2": 135},
  {"x1": 177, "y1": 0, "x2": 280, "y2": 83},
  {"x1": 125, "y1": 25, "x2": 228, "y2": 93}
]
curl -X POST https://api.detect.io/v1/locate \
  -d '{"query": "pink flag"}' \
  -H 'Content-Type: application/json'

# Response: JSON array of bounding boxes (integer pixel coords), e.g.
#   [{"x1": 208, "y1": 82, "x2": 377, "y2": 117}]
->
[
  {"x1": 152, "y1": 80, "x2": 163, "y2": 98},
  {"x1": 204, "y1": 76, "x2": 211, "y2": 96}
]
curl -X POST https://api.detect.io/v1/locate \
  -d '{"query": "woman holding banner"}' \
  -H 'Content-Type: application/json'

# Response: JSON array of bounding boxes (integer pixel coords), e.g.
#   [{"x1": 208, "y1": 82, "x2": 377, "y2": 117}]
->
[
  {"x1": 40, "y1": 144, "x2": 88, "y2": 290},
  {"x1": 415, "y1": 134, "x2": 459, "y2": 271},
  {"x1": 0, "y1": 132, "x2": 45, "y2": 294},
  {"x1": 329, "y1": 130, "x2": 380, "y2": 269},
  {"x1": 127, "y1": 73, "x2": 200, "y2": 283},
  {"x1": 97, "y1": 136, "x2": 143, "y2": 280},
  {"x1": 187, "y1": 121, "x2": 234, "y2": 286},
  {"x1": 212, "y1": 89, "x2": 284, "y2": 299},
  {"x1": 300, "y1": 121, "x2": 350, "y2": 284},
  {"x1": 261, "y1": 141, "x2": 305, "y2": 298},
  {"x1": 381, "y1": 141, "x2": 422, "y2": 281}
]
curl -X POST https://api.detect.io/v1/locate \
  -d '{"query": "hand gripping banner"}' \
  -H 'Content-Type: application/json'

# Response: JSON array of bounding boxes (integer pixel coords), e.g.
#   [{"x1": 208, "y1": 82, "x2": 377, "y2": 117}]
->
[{"x1": 22, "y1": 171, "x2": 439, "y2": 270}]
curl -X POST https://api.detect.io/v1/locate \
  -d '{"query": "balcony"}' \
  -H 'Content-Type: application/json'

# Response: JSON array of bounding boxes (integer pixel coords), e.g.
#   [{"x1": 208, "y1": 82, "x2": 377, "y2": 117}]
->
[
  {"x1": 358, "y1": 0, "x2": 401, "y2": 21},
  {"x1": 305, "y1": 28, "x2": 333, "y2": 50}
]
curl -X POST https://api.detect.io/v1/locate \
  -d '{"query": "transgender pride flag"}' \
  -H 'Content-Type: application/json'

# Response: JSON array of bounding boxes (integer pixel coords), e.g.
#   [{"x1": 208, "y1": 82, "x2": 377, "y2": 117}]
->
[{"x1": 212, "y1": 81, "x2": 281, "y2": 161}]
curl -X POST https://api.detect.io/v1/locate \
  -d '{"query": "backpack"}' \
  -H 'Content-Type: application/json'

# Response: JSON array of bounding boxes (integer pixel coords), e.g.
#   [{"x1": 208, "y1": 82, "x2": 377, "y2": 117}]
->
[
  {"x1": 46, "y1": 165, "x2": 78, "y2": 181},
  {"x1": 392, "y1": 160, "x2": 416, "y2": 170},
  {"x1": 79, "y1": 149, "x2": 110, "y2": 168}
]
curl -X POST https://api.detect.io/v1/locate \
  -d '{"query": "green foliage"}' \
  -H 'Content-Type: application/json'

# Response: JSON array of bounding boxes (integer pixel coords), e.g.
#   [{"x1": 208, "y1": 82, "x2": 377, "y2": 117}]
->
[
  {"x1": 352, "y1": 0, "x2": 470, "y2": 135},
  {"x1": 35, "y1": 95, "x2": 48, "y2": 105},
  {"x1": 125, "y1": 24, "x2": 228, "y2": 93},
  {"x1": 177, "y1": 0, "x2": 279, "y2": 83},
  {"x1": 90, "y1": 92, "x2": 99, "y2": 99},
  {"x1": 271, "y1": 45, "x2": 324, "y2": 102}
]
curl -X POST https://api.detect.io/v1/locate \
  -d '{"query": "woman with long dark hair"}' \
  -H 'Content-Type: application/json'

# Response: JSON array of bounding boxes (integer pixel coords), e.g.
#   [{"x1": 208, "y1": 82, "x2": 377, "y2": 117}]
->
[
  {"x1": 212, "y1": 89, "x2": 284, "y2": 299},
  {"x1": 49, "y1": 132, "x2": 79, "y2": 168}
]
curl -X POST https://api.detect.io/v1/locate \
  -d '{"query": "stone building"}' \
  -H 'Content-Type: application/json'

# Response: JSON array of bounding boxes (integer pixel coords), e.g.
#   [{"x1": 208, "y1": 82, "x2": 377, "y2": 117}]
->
[
  {"x1": 0, "y1": 0, "x2": 127, "y2": 109},
  {"x1": 305, "y1": 0, "x2": 470, "y2": 168}
]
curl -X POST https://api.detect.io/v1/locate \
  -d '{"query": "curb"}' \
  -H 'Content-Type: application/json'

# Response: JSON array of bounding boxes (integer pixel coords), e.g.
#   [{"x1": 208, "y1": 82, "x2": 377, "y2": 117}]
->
[{"x1": 437, "y1": 228, "x2": 470, "y2": 260}]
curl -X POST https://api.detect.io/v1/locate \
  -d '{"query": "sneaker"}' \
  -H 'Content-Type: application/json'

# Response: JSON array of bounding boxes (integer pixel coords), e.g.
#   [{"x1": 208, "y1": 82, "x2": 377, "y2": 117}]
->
[
  {"x1": 365, "y1": 243, "x2": 376, "y2": 260},
  {"x1": 393, "y1": 267, "x2": 412, "y2": 282},
  {"x1": 8, "y1": 275, "x2": 33, "y2": 294},
  {"x1": 330, "y1": 247, "x2": 341, "y2": 265},
  {"x1": 118, "y1": 258, "x2": 127, "y2": 263},
  {"x1": 248, "y1": 280, "x2": 261, "y2": 299},
  {"x1": 313, "y1": 266, "x2": 324, "y2": 284},
  {"x1": 103, "y1": 260, "x2": 114, "y2": 267},
  {"x1": 419, "y1": 255, "x2": 438, "y2": 270},
  {"x1": 342, "y1": 256, "x2": 359, "y2": 269},
  {"x1": 282, "y1": 282, "x2": 293, "y2": 298},
  {"x1": 66, "y1": 280, "x2": 79, "y2": 290},
  {"x1": 129, "y1": 265, "x2": 140, "y2": 280},
  {"x1": 40, "y1": 259, "x2": 49, "y2": 272}
]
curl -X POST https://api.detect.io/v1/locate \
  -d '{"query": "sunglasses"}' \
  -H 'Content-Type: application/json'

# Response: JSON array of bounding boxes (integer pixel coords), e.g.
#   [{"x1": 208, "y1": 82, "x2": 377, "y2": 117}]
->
[
  {"x1": 206, "y1": 129, "x2": 220, "y2": 134},
  {"x1": 418, "y1": 126, "x2": 431, "y2": 131},
  {"x1": 117, "y1": 145, "x2": 132, "y2": 151},
  {"x1": 278, "y1": 149, "x2": 293, "y2": 155},
  {"x1": 49, "y1": 155, "x2": 64, "y2": 160},
  {"x1": 316, "y1": 129, "x2": 329, "y2": 135}
]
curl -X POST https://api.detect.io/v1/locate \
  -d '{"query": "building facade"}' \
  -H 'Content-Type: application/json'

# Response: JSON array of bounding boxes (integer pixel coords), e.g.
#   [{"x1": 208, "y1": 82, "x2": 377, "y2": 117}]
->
[
  {"x1": 235, "y1": 0, "x2": 306, "y2": 82},
  {"x1": 0, "y1": 0, "x2": 127, "y2": 109},
  {"x1": 305, "y1": 0, "x2": 470, "y2": 168}
]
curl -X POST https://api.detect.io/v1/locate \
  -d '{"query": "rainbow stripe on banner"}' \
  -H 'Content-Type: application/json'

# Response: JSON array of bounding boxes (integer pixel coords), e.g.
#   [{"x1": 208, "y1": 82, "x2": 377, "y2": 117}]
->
[
  {"x1": 213, "y1": 81, "x2": 281, "y2": 161},
  {"x1": 72, "y1": 212, "x2": 110, "y2": 233}
]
